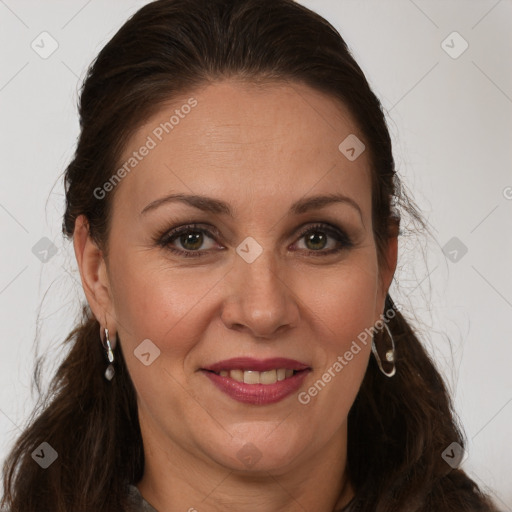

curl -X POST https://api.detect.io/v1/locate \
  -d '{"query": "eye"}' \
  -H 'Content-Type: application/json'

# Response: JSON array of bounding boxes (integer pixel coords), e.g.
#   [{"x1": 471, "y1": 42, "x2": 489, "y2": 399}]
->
[
  {"x1": 292, "y1": 223, "x2": 353, "y2": 256},
  {"x1": 156, "y1": 222, "x2": 352, "y2": 258},
  {"x1": 157, "y1": 224, "x2": 221, "y2": 257}
]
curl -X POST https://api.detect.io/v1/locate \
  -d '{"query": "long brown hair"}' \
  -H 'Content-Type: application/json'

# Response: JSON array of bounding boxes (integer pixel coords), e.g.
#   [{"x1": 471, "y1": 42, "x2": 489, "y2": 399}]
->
[{"x1": 1, "y1": 1, "x2": 499, "y2": 510}]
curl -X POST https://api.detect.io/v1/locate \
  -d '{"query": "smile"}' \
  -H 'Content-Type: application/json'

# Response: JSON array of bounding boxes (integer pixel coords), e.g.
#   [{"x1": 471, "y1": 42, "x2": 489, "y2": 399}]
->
[
  {"x1": 201, "y1": 357, "x2": 311, "y2": 404},
  {"x1": 209, "y1": 368, "x2": 297, "y2": 384}
]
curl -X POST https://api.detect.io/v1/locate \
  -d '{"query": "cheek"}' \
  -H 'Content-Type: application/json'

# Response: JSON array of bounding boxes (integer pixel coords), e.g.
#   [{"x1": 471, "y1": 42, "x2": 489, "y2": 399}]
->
[
  {"x1": 108, "y1": 253, "x2": 224, "y2": 361},
  {"x1": 110, "y1": 245, "x2": 380, "y2": 366},
  {"x1": 293, "y1": 255, "x2": 378, "y2": 407},
  {"x1": 295, "y1": 257, "x2": 379, "y2": 347},
  {"x1": 108, "y1": 258, "x2": 224, "y2": 426}
]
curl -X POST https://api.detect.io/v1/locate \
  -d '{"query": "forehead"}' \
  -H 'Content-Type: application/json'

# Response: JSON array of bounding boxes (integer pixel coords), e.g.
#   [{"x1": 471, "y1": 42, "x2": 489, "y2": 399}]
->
[{"x1": 111, "y1": 80, "x2": 372, "y2": 218}]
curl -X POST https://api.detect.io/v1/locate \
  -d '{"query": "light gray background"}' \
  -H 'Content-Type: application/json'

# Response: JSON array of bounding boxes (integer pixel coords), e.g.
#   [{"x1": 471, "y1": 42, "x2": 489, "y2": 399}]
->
[{"x1": 1, "y1": 0, "x2": 511, "y2": 507}]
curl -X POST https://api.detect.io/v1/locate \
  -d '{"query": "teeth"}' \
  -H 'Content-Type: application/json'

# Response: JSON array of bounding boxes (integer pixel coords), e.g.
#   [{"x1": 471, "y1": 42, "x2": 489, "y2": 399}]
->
[
  {"x1": 260, "y1": 370, "x2": 277, "y2": 384},
  {"x1": 230, "y1": 369, "x2": 244, "y2": 382},
  {"x1": 215, "y1": 368, "x2": 299, "y2": 384},
  {"x1": 243, "y1": 370, "x2": 261, "y2": 384}
]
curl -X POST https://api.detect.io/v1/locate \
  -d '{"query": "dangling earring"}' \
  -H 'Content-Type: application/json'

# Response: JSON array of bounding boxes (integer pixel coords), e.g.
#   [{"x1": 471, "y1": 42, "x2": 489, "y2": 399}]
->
[
  {"x1": 371, "y1": 322, "x2": 396, "y2": 377},
  {"x1": 100, "y1": 326, "x2": 117, "y2": 381}
]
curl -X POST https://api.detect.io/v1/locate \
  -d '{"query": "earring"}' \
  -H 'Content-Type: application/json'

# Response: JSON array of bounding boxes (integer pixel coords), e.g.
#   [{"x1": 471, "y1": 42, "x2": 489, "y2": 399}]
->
[
  {"x1": 371, "y1": 322, "x2": 396, "y2": 378},
  {"x1": 100, "y1": 327, "x2": 117, "y2": 381}
]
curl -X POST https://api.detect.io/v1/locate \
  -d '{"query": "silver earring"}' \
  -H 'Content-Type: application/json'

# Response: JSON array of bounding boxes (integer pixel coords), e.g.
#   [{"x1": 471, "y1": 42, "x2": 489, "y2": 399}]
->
[
  {"x1": 100, "y1": 327, "x2": 116, "y2": 381},
  {"x1": 371, "y1": 323, "x2": 396, "y2": 378}
]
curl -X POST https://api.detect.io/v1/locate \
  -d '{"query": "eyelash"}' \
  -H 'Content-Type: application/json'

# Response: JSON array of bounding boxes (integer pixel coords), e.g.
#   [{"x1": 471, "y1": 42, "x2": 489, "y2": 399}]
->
[{"x1": 156, "y1": 222, "x2": 353, "y2": 258}]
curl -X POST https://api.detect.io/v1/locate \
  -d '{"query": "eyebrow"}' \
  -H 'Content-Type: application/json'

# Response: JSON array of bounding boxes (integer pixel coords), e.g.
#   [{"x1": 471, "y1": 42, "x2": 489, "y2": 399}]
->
[{"x1": 140, "y1": 192, "x2": 363, "y2": 220}]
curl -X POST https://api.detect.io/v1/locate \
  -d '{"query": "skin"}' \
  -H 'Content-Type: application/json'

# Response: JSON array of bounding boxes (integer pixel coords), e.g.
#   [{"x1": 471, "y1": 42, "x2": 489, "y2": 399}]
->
[{"x1": 74, "y1": 80, "x2": 397, "y2": 512}]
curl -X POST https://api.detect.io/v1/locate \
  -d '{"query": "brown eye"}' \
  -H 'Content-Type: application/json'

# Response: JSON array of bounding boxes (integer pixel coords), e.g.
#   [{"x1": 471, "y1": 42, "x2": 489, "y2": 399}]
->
[
  {"x1": 293, "y1": 223, "x2": 352, "y2": 255},
  {"x1": 178, "y1": 231, "x2": 205, "y2": 251},
  {"x1": 304, "y1": 231, "x2": 329, "y2": 251},
  {"x1": 157, "y1": 222, "x2": 352, "y2": 258},
  {"x1": 157, "y1": 224, "x2": 220, "y2": 257}
]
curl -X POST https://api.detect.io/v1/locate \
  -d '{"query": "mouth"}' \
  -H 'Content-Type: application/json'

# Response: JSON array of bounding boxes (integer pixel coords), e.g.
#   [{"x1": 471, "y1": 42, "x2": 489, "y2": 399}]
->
[
  {"x1": 203, "y1": 368, "x2": 305, "y2": 385},
  {"x1": 200, "y1": 357, "x2": 311, "y2": 405}
]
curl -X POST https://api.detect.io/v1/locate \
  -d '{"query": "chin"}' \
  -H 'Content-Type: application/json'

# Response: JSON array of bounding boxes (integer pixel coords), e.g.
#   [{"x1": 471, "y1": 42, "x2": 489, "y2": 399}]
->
[{"x1": 205, "y1": 429, "x2": 307, "y2": 474}]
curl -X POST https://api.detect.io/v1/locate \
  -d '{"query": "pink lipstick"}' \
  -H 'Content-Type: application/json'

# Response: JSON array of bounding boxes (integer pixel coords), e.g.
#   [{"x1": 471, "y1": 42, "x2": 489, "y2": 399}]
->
[{"x1": 201, "y1": 357, "x2": 311, "y2": 405}]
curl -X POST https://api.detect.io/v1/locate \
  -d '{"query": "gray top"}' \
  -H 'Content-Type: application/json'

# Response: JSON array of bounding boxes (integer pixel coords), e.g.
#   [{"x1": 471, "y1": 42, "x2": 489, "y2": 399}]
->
[
  {"x1": 126, "y1": 485, "x2": 158, "y2": 512},
  {"x1": 126, "y1": 484, "x2": 359, "y2": 512}
]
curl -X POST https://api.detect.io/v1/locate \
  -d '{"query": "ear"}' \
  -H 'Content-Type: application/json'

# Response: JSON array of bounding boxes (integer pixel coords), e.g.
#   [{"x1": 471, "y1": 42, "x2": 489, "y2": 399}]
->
[
  {"x1": 73, "y1": 215, "x2": 116, "y2": 334},
  {"x1": 376, "y1": 217, "x2": 399, "y2": 314}
]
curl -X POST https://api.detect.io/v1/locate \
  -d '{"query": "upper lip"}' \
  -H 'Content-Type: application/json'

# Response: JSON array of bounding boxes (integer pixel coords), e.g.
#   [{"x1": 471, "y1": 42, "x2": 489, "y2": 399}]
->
[{"x1": 202, "y1": 357, "x2": 310, "y2": 373}]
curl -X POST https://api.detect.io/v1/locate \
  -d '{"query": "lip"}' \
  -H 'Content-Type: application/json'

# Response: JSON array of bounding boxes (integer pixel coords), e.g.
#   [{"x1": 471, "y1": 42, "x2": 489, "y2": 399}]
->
[
  {"x1": 201, "y1": 368, "x2": 311, "y2": 405},
  {"x1": 200, "y1": 357, "x2": 311, "y2": 405},
  {"x1": 202, "y1": 357, "x2": 310, "y2": 373}
]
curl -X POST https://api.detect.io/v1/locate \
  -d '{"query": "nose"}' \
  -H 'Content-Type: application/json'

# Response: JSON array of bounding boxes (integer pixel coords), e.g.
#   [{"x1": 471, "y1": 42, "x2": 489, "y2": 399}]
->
[{"x1": 220, "y1": 246, "x2": 300, "y2": 339}]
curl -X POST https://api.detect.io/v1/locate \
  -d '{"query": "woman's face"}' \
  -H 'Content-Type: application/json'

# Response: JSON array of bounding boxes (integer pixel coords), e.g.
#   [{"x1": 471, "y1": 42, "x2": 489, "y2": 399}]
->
[{"x1": 86, "y1": 80, "x2": 395, "y2": 474}]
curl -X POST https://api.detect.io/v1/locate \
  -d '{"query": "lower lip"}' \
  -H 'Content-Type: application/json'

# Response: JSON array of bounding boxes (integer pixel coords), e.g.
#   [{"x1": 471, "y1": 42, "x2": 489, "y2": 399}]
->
[{"x1": 201, "y1": 369, "x2": 310, "y2": 405}]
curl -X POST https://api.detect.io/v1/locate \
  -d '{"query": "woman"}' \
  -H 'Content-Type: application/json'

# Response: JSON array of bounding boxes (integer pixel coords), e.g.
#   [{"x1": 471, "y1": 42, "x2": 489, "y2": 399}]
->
[{"x1": 0, "y1": 0, "x2": 500, "y2": 511}]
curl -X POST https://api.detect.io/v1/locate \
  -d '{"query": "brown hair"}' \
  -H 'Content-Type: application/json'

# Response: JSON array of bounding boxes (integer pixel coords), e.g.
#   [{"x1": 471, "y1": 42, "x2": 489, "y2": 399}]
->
[{"x1": 1, "y1": 1, "x2": 499, "y2": 511}]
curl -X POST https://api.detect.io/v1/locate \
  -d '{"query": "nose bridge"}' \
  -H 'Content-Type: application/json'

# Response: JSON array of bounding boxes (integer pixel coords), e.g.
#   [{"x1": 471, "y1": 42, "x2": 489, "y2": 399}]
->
[{"x1": 222, "y1": 241, "x2": 299, "y2": 337}]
